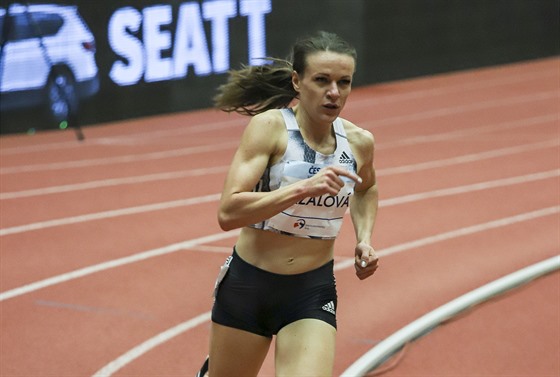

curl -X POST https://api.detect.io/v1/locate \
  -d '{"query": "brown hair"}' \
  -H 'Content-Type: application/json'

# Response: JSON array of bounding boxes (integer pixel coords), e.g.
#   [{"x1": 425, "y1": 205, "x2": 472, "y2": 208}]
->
[{"x1": 214, "y1": 31, "x2": 357, "y2": 116}]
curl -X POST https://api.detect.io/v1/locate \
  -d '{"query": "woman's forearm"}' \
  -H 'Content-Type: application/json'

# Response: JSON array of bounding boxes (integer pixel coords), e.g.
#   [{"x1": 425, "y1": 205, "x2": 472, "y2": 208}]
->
[
  {"x1": 350, "y1": 182, "x2": 379, "y2": 244},
  {"x1": 218, "y1": 183, "x2": 307, "y2": 231}
]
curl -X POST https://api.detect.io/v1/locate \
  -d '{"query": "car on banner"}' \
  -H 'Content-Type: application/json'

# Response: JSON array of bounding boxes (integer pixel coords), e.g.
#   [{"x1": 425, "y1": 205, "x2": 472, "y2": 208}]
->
[{"x1": 0, "y1": 3, "x2": 99, "y2": 127}]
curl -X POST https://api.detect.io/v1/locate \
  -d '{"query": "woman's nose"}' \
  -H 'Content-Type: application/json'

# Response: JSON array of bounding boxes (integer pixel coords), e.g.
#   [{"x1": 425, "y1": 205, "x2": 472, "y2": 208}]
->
[{"x1": 327, "y1": 82, "x2": 340, "y2": 99}]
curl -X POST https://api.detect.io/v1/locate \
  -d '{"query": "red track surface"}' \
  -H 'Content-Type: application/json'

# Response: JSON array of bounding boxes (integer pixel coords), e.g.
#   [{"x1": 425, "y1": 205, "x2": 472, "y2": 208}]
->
[{"x1": 1, "y1": 57, "x2": 558, "y2": 377}]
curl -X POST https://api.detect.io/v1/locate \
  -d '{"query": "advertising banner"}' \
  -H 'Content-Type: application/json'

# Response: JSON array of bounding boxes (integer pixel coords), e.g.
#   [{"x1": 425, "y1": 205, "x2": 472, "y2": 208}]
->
[{"x1": 0, "y1": 0, "x2": 557, "y2": 134}]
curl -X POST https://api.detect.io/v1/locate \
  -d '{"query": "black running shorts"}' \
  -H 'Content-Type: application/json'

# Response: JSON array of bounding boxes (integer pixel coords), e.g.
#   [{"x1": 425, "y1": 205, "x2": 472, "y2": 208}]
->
[{"x1": 211, "y1": 248, "x2": 337, "y2": 338}]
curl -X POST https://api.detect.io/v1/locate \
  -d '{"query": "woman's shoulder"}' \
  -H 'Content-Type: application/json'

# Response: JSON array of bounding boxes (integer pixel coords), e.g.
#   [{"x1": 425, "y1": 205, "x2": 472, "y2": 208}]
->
[
  {"x1": 340, "y1": 118, "x2": 374, "y2": 150},
  {"x1": 248, "y1": 108, "x2": 286, "y2": 129},
  {"x1": 340, "y1": 118, "x2": 375, "y2": 170},
  {"x1": 241, "y1": 109, "x2": 288, "y2": 157}
]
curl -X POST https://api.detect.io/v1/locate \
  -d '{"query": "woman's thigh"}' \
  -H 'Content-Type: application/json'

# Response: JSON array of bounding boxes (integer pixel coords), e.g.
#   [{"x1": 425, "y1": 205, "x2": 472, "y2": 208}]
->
[
  {"x1": 275, "y1": 318, "x2": 336, "y2": 377},
  {"x1": 209, "y1": 322, "x2": 272, "y2": 377}
]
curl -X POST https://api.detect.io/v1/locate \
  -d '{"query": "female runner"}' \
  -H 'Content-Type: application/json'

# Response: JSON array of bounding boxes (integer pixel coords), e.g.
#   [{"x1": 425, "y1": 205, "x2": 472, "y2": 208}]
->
[{"x1": 197, "y1": 30, "x2": 379, "y2": 377}]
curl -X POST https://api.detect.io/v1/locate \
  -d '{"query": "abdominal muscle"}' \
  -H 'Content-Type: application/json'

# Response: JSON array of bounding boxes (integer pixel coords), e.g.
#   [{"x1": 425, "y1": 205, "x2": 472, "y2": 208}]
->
[{"x1": 235, "y1": 227, "x2": 336, "y2": 275}]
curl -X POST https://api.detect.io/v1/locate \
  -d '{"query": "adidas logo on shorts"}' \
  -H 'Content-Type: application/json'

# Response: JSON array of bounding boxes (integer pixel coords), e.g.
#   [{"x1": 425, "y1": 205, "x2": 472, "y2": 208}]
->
[
  {"x1": 339, "y1": 151, "x2": 352, "y2": 164},
  {"x1": 322, "y1": 300, "x2": 336, "y2": 315}
]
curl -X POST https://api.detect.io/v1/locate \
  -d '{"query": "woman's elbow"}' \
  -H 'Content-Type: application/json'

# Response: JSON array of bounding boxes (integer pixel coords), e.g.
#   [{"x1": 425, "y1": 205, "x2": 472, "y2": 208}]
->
[{"x1": 217, "y1": 210, "x2": 237, "y2": 231}]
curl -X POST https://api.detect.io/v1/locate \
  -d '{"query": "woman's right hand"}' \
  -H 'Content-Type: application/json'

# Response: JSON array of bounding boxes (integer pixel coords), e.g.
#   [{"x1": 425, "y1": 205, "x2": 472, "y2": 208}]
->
[{"x1": 301, "y1": 166, "x2": 362, "y2": 197}]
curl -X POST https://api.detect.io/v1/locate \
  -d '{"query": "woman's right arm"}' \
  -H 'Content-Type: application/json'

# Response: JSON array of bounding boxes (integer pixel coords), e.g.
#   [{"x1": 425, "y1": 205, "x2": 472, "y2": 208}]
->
[{"x1": 218, "y1": 111, "x2": 304, "y2": 230}]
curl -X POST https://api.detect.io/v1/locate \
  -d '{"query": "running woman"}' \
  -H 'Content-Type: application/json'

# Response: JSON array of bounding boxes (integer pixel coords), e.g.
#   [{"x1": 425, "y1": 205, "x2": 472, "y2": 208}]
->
[{"x1": 196, "y1": 30, "x2": 379, "y2": 377}]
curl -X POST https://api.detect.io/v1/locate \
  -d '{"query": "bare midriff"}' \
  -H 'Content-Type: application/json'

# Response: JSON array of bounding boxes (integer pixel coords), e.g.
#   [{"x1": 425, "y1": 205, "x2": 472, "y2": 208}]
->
[{"x1": 234, "y1": 226, "x2": 335, "y2": 275}]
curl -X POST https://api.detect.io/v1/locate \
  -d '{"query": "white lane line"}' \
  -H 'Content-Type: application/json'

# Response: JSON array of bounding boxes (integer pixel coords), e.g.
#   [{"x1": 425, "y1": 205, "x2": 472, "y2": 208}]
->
[
  {"x1": 347, "y1": 68, "x2": 558, "y2": 108},
  {"x1": 91, "y1": 311, "x2": 213, "y2": 377},
  {"x1": 0, "y1": 194, "x2": 220, "y2": 236},
  {"x1": 90, "y1": 205, "x2": 560, "y2": 377},
  {"x1": 378, "y1": 114, "x2": 556, "y2": 149},
  {"x1": 0, "y1": 141, "x2": 239, "y2": 174},
  {"x1": 334, "y1": 206, "x2": 560, "y2": 271},
  {"x1": 381, "y1": 169, "x2": 560, "y2": 207},
  {"x1": 2, "y1": 169, "x2": 557, "y2": 237},
  {"x1": 379, "y1": 140, "x2": 559, "y2": 175},
  {"x1": 364, "y1": 90, "x2": 558, "y2": 128},
  {"x1": 0, "y1": 117, "x2": 245, "y2": 155},
  {"x1": 2, "y1": 67, "x2": 555, "y2": 156},
  {"x1": 0, "y1": 166, "x2": 230, "y2": 200},
  {"x1": 377, "y1": 207, "x2": 559, "y2": 258},
  {"x1": 0, "y1": 229, "x2": 241, "y2": 302},
  {"x1": 2, "y1": 138, "x2": 556, "y2": 201},
  {"x1": 90, "y1": 118, "x2": 245, "y2": 146}
]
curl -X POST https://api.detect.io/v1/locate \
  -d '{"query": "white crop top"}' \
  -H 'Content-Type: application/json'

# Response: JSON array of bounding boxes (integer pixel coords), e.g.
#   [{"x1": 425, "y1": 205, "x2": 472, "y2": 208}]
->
[{"x1": 249, "y1": 108, "x2": 358, "y2": 239}]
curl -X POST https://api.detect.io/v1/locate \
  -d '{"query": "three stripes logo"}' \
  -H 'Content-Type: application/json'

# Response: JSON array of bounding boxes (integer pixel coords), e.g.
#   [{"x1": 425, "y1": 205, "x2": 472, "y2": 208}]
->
[
  {"x1": 339, "y1": 151, "x2": 352, "y2": 164},
  {"x1": 322, "y1": 301, "x2": 336, "y2": 315}
]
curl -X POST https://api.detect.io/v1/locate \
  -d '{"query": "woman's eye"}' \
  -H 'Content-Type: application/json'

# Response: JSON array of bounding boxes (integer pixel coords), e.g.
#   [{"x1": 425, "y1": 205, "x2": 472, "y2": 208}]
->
[{"x1": 315, "y1": 76, "x2": 328, "y2": 83}]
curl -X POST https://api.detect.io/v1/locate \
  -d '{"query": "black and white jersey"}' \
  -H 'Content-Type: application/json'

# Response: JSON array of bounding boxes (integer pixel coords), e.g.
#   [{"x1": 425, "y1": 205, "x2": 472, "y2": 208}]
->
[{"x1": 249, "y1": 108, "x2": 358, "y2": 239}]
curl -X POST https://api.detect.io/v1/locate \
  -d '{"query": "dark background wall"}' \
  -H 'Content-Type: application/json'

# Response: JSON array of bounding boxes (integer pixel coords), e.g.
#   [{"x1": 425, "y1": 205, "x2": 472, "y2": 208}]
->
[
  {"x1": 1, "y1": 0, "x2": 558, "y2": 134},
  {"x1": 362, "y1": 0, "x2": 559, "y2": 82}
]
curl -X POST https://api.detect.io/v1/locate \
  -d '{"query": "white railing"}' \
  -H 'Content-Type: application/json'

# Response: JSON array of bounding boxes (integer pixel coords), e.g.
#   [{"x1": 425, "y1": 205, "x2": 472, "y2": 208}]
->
[{"x1": 341, "y1": 254, "x2": 560, "y2": 377}]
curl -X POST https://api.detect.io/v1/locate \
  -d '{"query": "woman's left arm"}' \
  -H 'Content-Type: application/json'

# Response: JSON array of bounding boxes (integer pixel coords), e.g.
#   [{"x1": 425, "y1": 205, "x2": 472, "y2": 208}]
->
[{"x1": 348, "y1": 124, "x2": 379, "y2": 280}]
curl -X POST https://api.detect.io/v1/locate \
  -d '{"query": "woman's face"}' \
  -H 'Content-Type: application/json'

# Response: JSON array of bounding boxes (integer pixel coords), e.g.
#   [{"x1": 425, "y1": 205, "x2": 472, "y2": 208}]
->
[{"x1": 292, "y1": 51, "x2": 355, "y2": 125}]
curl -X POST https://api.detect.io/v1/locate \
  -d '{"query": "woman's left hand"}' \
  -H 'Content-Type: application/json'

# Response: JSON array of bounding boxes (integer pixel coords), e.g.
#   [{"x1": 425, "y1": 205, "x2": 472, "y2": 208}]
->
[{"x1": 354, "y1": 242, "x2": 379, "y2": 280}]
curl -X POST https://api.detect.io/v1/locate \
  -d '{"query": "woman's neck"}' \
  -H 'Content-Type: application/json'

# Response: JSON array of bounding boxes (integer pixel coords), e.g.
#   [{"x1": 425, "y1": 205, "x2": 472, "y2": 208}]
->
[{"x1": 292, "y1": 105, "x2": 336, "y2": 154}]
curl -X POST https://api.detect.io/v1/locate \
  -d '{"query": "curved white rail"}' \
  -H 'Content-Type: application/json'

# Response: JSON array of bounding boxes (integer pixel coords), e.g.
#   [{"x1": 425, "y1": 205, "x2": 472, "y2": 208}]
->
[{"x1": 341, "y1": 254, "x2": 560, "y2": 377}]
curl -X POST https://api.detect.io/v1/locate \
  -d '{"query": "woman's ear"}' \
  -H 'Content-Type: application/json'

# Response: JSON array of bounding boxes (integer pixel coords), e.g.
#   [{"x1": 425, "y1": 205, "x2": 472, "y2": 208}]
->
[{"x1": 291, "y1": 71, "x2": 300, "y2": 92}]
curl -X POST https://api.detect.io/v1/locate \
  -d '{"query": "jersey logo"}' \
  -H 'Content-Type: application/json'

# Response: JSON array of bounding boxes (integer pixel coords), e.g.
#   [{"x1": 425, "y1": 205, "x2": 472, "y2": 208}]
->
[
  {"x1": 322, "y1": 301, "x2": 336, "y2": 315},
  {"x1": 339, "y1": 151, "x2": 353, "y2": 164},
  {"x1": 293, "y1": 219, "x2": 306, "y2": 229}
]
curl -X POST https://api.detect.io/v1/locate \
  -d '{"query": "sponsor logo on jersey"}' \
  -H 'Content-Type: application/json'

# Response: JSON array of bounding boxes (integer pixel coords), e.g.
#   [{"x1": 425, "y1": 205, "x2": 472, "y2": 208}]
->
[
  {"x1": 339, "y1": 151, "x2": 353, "y2": 164},
  {"x1": 293, "y1": 219, "x2": 306, "y2": 229}
]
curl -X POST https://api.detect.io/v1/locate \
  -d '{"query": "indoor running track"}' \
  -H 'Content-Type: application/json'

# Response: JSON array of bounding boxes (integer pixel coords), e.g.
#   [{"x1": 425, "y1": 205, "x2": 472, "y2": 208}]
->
[{"x1": 1, "y1": 57, "x2": 558, "y2": 377}]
